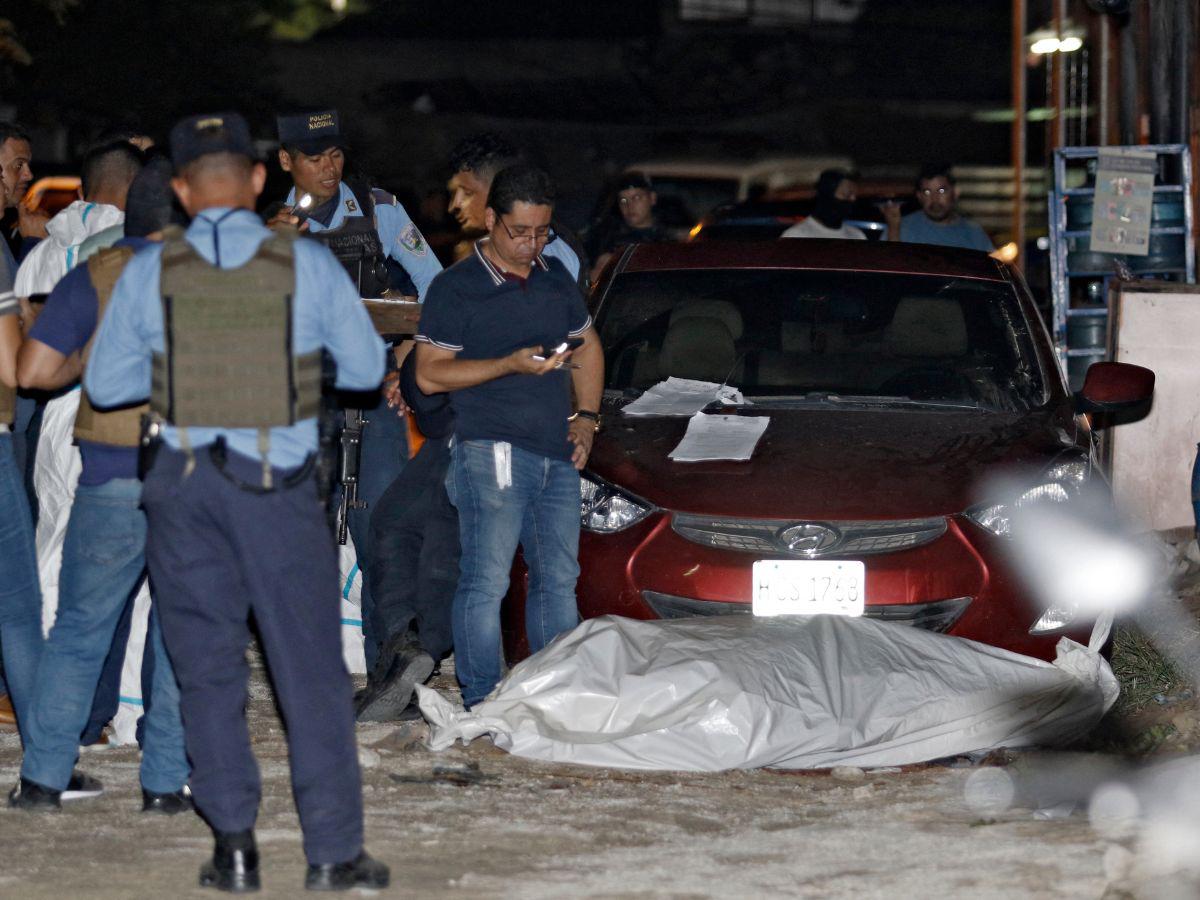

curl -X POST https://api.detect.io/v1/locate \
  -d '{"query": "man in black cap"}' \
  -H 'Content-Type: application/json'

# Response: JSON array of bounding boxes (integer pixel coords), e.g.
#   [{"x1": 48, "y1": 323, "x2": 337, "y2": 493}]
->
[
  {"x1": 84, "y1": 111, "x2": 389, "y2": 892},
  {"x1": 9, "y1": 155, "x2": 190, "y2": 814},
  {"x1": 271, "y1": 109, "x2": 441, "y2": 299},
  {"x1": 271, "y1": 109, "x2": 442, "y2": 676}
]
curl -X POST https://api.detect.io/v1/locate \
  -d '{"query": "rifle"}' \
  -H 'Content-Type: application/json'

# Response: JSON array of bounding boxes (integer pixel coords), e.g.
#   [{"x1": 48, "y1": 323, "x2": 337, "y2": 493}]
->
[{"x1": 335, "y1": 407, "x2": 368, "y2": 544}]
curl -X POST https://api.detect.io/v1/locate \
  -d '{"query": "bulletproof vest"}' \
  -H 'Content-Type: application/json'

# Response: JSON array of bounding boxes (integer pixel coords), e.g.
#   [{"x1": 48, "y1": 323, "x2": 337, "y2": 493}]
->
[
  {"x1": 308, "y1": 182, "x2": 390, "y2": 297},
  {"x1": 74, "y1": 245, "x2": 147, "y2": 447},
  {"x1": 150, "y1": 232, "x2": 322, "y2": 429}
]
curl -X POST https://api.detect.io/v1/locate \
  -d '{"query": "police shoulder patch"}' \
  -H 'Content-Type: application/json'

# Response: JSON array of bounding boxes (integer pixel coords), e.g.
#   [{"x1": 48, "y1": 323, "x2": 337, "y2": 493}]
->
[{"x1": 398, "y1": 222, "x2": 428, "y2": 256}]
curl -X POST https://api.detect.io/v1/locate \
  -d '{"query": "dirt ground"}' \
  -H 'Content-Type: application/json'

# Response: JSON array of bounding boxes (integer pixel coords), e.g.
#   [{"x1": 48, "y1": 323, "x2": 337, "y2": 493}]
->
[
  {"x1": 4, "y1": 537, "x2": 1200, "y2": 899},
  {"x1": 0, "y1": 655, "x2": 1127, "y2": 900}
]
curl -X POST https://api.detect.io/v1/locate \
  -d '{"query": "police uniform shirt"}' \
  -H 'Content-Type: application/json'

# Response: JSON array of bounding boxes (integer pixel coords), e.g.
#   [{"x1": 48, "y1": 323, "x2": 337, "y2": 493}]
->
[
  {"x1": 541, "y1": 233, "x2": 581, "y2": 283},
  {"x1": 84, "y1": 207, "x2": 386, "y2": 469},
  {"x1": 285, "y1": 183, "x2": 442, "y2": 299},
  {"x1": 29, "y1": 235, "x2": 152, "y2": 485}
]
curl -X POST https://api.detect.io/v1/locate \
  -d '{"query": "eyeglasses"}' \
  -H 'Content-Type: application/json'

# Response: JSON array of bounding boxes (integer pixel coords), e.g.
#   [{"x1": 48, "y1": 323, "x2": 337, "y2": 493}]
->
[
  {"x1": 919, "y1": 187, "x2": 951, "y2": 197},
  {"x1": 498, "y1": 216, "x2": 558, "y2": 245}
]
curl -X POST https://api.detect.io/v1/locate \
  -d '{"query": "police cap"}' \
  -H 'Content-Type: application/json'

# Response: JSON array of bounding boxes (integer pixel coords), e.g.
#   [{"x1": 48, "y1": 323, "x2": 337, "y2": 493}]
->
[
  {"x1": 277, "y1": 110, "x2": 345, "y2": 156},
  {"x1": 169, "y1": 113, "x2": 256, "y2": 170}
]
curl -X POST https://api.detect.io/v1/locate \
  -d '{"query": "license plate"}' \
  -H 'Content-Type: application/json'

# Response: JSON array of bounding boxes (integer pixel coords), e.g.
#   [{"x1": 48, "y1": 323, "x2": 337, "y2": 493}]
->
[{"x1": 751, "y1": 560, "x2": 866, "y2": 617}]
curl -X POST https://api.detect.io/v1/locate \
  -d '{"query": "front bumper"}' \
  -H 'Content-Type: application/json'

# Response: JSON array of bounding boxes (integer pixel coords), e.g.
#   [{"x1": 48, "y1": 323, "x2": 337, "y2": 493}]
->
[{"x1": 573, "y1": 511, "x2": 1079, "y2": 660}]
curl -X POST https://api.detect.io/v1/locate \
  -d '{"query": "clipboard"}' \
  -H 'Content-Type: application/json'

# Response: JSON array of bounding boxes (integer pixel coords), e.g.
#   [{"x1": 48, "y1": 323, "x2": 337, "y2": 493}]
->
[{"x1": 363, "y1": 297, "x2": 421, "y2": 337}]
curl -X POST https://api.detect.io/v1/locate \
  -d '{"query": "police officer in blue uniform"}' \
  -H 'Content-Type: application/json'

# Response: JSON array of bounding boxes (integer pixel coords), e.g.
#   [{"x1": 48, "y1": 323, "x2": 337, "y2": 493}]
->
[
  {"x1": 85, "y1": 113, "x2": 389, "y2": 893},
  {"x1": 271, "y1": 110, "x2": 442, "y2": 673}
]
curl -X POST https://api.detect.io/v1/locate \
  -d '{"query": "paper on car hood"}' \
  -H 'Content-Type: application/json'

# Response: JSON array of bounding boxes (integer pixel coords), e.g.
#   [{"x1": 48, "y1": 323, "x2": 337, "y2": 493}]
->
[
  {"x1": 419, "y1": 613, "x2": 1117, "y2": 771},
  {"x1": 621, "y1": 378, "x2": 746, "y2": 417}
]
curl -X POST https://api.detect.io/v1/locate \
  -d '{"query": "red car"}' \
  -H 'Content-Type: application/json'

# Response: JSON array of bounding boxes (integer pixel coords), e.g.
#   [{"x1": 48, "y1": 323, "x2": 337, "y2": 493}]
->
[{"x1": 503, "y1": 240, "x2": 1152, "y2": 661}]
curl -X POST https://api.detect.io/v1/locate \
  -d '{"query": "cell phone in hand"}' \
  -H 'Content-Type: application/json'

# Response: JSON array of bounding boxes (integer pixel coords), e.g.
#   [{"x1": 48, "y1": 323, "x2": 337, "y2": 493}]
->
[{"x1": 533, "y1": 337, "x2": 584, "y2": 361}]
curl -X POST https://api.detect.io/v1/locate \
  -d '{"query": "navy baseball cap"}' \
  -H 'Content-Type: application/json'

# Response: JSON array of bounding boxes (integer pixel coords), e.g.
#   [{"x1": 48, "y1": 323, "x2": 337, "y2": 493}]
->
[
  {"x1": 276, "y1": 110, "x2": 346, "y2": 155},
  {"x1": 169, "y1": 113, "x2": 256, "y2": 170}
]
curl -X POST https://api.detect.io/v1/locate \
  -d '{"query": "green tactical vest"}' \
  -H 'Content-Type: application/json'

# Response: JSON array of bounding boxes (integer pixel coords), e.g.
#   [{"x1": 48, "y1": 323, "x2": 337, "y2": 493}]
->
[
  {"x1": 151, "y1": 232, "x2": 321, "y2": 429},
  {"x1": 74, "y1": 245, "x2": 147, "y2": 447}
]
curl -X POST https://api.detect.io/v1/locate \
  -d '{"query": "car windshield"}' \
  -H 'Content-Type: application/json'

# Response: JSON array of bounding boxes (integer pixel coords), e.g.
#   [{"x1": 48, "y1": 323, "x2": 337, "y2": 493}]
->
[{"x1": 598, "y1": 269, "x2": 1048, "y2": 411}]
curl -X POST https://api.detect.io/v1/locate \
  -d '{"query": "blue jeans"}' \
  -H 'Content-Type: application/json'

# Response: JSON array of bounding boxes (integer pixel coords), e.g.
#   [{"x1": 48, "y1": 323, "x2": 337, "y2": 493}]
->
[
  {"x1": 346, "y1": 393, "x2": 408, "y2": 672},
  {"x1": 0, "y1": 432, "x2": 42, "y2": 737},
  {"x1": 20, "y1": 478, "x2": 188, "y2": 794},
  {"x1": 446, "y1": 440, "x2": 581, "y2": 707}
]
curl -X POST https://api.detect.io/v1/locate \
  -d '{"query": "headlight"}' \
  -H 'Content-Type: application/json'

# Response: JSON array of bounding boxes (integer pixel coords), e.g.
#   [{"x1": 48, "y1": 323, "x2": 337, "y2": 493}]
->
[
  {"x1": 580, "y1": 472, "x2": 653, "y2": 533},
  {"x1": 1028, "y1": 603, "x2": 1076, "y2": 635},
  {"x1": 965, "y1": 457, "x2": 1089, "y2": 538}
]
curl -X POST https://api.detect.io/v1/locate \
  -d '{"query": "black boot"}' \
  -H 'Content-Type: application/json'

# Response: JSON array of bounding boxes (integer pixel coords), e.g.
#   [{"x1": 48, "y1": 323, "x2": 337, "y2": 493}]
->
[
  {"x1": 199, "y1": 829, "x2": 260, "y2": 893},
  {"x1": 305, "y1": 850, "x2": 389, "y2": 891},
  {"x1": 7, "y1": 777, "x2": 62, "y2": 811},
  {"x1": 143, "y1": 785, "x2": 194, "y2": 815},
  {"x1": 355, "y1": 642, "x2": 433, "y2": 723}
]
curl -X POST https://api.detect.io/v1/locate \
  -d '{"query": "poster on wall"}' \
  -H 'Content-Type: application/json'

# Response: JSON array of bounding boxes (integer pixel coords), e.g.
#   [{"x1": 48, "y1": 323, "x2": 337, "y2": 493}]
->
[{"x1": 1089, "y1": 148, "x2": 1156, "y2": 256}]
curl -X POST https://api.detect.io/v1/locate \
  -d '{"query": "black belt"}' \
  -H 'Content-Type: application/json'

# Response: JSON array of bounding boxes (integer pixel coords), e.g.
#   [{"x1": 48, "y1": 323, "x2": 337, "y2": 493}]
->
[{"x1": 209, "y1": 436, "x2": 316, "y2": 494}]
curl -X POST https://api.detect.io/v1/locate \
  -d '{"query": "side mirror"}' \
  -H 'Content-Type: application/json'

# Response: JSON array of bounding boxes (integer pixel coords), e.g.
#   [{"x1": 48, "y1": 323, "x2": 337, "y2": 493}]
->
[{"x1": 1075, "y1": 361, "x2": 1155, "y2": 415}]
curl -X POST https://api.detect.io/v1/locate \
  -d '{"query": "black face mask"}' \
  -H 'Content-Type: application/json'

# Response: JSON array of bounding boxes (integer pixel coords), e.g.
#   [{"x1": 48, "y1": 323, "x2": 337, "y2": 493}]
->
[{"x1": 813, "y1": 196, "x2": 854, "y2": 229}]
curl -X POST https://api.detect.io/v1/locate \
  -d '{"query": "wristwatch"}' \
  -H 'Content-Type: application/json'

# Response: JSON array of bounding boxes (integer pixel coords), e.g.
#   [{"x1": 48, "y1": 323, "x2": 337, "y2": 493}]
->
[{"x1": 570, "y1": 409, "x2": 602, "y2": 432}]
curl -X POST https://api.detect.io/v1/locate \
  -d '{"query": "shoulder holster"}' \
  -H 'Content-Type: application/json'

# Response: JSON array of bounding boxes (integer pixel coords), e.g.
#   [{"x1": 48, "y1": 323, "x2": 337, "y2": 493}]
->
[
  {"x1": 150, "y1": 232, "x2": 322, "y2": 428},
  {"x1": 74, "y1": 245, "x2": 145, "y2": 447}
]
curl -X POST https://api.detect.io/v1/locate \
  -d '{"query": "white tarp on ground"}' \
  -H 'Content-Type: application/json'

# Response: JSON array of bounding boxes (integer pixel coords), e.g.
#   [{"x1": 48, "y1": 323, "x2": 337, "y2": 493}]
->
[{"x1": 420, "y1": 613, "x2": 1118, "y2": 771}]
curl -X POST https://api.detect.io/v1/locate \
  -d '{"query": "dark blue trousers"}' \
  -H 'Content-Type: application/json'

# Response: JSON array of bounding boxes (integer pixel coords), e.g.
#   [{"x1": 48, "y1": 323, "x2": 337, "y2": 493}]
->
[
  {"x1": 365, "y1": 436, "x2": 457, "y2": 661},
  {"x1": 142, "y1": 445, "x2": 363, "y2": 866}
]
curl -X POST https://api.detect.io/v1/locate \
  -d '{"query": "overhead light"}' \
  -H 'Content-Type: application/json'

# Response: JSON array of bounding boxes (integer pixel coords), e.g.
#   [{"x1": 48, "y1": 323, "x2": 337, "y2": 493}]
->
[{"x1": 1028, "y1": 23, "x2": 1085, "y2": 55}]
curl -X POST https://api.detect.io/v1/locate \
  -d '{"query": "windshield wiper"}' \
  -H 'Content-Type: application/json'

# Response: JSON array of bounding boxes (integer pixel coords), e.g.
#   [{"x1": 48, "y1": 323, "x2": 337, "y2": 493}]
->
[{"x1": 746, "y1": 392, "x2": 988, "y2": 411}]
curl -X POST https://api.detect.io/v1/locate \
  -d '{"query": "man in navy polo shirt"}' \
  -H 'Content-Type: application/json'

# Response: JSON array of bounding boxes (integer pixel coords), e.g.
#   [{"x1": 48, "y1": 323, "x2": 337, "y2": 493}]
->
[{"x1": 415, "y1": 164, "x2": 603, "y2": 708}]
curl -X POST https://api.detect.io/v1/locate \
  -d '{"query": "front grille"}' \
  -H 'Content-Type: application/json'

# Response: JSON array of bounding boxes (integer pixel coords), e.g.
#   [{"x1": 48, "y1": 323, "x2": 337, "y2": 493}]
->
[
  {"x1": 672, "y1": 513, "x2": 948, "y2": 559},
  {"x1": 642, "y1": 590, "x2": 972, "y2": 634}
]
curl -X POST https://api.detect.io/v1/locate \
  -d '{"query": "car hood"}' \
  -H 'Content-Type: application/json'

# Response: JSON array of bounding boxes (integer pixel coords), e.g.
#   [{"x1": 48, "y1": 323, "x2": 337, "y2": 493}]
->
[{"x1": 590, "y1": 405, "x2": 1080, "y2": 520}]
